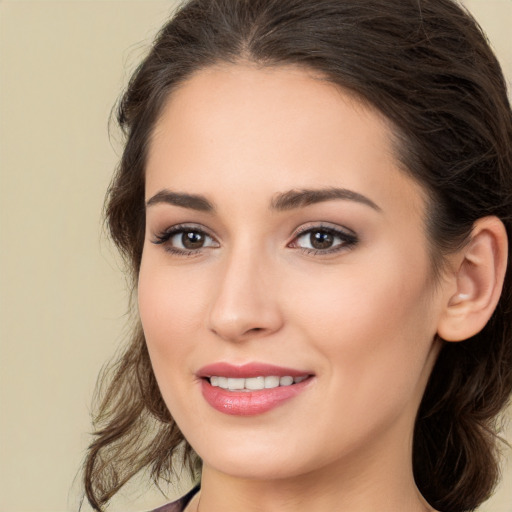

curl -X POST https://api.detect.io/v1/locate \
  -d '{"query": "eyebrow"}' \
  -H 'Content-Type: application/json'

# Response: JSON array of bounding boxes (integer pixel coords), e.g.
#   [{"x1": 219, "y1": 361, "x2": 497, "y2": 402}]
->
[
  {"x1": 145, "y1": 190, "x2": 215, "y2": 212},
  {"x1": 145, "y1": 187, "x2": 381, "y2": 212},
  {"x1": 270, "y1": 187, "x2": 381, "y2": 212}
]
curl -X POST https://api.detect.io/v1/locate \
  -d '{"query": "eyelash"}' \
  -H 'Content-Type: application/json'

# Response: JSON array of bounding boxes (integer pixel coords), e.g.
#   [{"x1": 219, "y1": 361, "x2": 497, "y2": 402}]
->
[
  {"x1": 151, "y1": 224, "x2": 218, "y2": 257},
  {"x1": 291, "y1": 224, "x2": 358, "y2": 255},
  {"x1": 151, "y1": 223, "x2": 358, "y2": 257}
]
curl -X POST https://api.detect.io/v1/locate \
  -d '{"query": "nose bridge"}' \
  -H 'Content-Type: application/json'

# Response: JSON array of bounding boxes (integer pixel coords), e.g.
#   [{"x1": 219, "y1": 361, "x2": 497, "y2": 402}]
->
[{"x1": 207, "y1": 238, "x2": 282, "y2": 341}]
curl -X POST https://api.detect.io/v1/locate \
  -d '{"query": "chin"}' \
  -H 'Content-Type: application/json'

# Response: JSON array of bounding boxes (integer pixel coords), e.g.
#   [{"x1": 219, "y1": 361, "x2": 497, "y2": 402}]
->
[
  {"x1": 204, "y1": 454, "x2": 309, "y2": 481},
  {"x1": 192, "y1": 433, "x2": 312, "y2": 480}
]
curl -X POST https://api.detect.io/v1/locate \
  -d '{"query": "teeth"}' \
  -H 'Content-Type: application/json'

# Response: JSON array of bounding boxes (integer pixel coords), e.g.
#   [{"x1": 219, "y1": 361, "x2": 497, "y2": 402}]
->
[
  {"x1": 209, "y1": 375, "x2": 308, "y2": 391},
  {"x1": 280, "y1": 376, "x2": 294, "y2": 386},
  {"x1": 264, "y1": 376, "x2": 280, "y2": 388},
  {"x1": 227, "y1": 378, "x2": 245, "y2": 390},
  {"x1": 245, "y1": 376, "x2": 265, "y2": 390}
]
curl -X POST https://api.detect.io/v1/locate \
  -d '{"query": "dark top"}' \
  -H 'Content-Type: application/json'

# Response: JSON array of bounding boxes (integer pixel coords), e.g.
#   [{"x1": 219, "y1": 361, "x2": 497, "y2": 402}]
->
[{"x1": 151, "y1": 486, "x2": 200, "y2": 512}]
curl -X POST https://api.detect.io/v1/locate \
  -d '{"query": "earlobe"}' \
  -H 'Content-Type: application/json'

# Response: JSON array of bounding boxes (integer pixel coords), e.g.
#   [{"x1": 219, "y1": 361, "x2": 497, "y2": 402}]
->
[{"x1": 437, "y1": 216, "x2": 508, "y2": 342}]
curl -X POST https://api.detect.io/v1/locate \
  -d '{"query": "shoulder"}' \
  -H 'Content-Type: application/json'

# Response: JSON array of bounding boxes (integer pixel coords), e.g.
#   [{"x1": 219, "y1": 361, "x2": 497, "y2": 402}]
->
[{"x1": 149, "y1": 485, "x2": 200, "y2": 512}]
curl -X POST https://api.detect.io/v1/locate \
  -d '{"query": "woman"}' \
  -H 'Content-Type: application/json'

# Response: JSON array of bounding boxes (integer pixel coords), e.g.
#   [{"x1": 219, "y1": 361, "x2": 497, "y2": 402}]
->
[{"x1": 83, "y1": 0, "x2": 512, "y2": 511}]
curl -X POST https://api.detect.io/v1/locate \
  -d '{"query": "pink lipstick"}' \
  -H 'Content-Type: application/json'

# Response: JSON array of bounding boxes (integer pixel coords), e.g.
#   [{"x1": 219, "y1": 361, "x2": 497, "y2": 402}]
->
[{"x1": 198, "y1": 362, "x2": 314, "y2": 416}]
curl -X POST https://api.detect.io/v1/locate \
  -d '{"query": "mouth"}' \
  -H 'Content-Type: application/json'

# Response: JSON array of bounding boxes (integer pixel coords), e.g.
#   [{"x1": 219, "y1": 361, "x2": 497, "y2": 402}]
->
[
  {"x1": 207, "y1": 375, "x2": 309, "y2": 392},
  {"x1": 197, "y1": 362, "x2": 315, "y2": 416}
]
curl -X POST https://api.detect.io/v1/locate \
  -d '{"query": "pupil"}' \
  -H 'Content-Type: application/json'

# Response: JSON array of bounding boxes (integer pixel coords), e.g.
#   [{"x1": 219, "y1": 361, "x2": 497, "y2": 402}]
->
[
  {"x1": 182, "y1": 231, "x2": 204, "y2": 249},
  {"x1": 311, "y1": 231, "x2": 333, "y2": 249}
]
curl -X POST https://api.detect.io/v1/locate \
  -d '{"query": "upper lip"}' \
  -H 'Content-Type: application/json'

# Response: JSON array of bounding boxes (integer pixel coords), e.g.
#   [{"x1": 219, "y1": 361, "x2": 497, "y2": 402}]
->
[{"x1": 197, "y1": 362, "x2": 312, "y2": 378}]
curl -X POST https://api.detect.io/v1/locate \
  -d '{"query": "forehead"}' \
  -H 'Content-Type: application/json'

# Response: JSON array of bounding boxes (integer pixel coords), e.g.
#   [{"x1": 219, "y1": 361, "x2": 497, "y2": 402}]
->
[
  {"x1": 146, "y1": 63, "x2": 426, "y2": 221},
  {"x1": 149, "y1": 63, "x2": 390, "y2": 169}
]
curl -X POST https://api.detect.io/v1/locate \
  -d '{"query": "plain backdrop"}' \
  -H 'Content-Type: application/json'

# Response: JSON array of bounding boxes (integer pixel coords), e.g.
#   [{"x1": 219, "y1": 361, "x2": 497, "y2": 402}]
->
[{"x1": 0, "y1": 1, "x2": 511, "y2": 511}]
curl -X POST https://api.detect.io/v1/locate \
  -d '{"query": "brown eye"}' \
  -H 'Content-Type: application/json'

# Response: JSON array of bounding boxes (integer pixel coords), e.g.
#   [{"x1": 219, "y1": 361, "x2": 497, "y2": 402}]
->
[
  {"x1": 182, "y1": 231, "x2": 206, "y2": 249},
  {"x1": 291, "y1": 226, "x2": 358, "y2": 254},
  {"x1": 310, "y1": 231, "x2": 334, "y2": 249},
  {"x1": 152, "y1": 225, "x2": 219, "y2": 254}
]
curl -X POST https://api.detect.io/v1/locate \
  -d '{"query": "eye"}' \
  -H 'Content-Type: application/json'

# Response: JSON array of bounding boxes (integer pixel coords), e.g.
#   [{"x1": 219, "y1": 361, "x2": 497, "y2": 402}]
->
[
  {"x1": 290, "y1": 225, "x2": 358, "y2": 254},
  {"x1": 151, "y1": 224, "x2": 219, "y2": 254}
]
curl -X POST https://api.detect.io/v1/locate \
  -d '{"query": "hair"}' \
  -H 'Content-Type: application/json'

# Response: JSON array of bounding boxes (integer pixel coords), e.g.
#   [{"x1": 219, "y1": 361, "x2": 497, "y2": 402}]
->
[{"x1": 83, "y1": 0, "x2": 512, "y2": 510}]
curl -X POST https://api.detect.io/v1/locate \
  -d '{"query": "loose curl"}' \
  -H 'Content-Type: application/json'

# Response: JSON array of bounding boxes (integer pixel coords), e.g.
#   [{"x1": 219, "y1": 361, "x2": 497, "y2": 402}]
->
[{"x1": 83, "y1": 0, "x2": 512, "y2": 510}]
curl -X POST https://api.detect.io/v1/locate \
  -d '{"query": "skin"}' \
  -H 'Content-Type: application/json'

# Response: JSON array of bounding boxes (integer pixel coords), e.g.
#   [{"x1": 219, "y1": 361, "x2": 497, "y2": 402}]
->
[{"x1": 138, "y1": 63, "x2": 450, "y2": 512}]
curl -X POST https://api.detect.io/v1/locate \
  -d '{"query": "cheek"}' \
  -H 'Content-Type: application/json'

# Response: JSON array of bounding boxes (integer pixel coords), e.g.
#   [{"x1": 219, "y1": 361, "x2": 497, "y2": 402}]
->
[
  {"x1": 293, "y1": 263, "x2": 432, "y2": 342},
  {"x1": 137, "y1": 256, "x2": 210, "y2": 388},
  {"x1": 286, "y1": 272, "x2": 437, "y2": 451},
  {"x1": 137, "y1": 257, "x2": 212, "y2": 422},
  {"x1": 138, "y1": 256, "x2": 206, "y2": 337},
  {"x1": 289, "y1": 250, "x2": 437, "y2": 395}
]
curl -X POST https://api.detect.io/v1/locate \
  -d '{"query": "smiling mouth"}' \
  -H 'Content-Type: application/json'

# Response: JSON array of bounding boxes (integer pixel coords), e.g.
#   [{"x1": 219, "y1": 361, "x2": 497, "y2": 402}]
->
[
  {"x1": 207, "y1": 375, "x2": 309, "y2": 392},
  {"x1": 200, "y1": 366, "x2": 314, "y2": 415}
]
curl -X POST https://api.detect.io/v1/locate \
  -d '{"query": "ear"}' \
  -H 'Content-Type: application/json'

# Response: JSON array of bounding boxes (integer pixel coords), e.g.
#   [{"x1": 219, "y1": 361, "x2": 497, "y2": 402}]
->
[{"x1": 437, "y1": 216, "x2": 508, "y2": 342}]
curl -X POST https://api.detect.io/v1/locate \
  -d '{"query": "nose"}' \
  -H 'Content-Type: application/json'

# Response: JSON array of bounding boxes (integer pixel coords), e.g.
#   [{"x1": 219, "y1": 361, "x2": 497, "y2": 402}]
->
[{"x1": 207, "y1": 246, "x2": 284, "y2": 343}]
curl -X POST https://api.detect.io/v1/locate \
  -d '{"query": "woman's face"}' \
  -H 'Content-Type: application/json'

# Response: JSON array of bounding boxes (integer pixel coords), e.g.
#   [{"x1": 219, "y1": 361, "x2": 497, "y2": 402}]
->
[{"x1": 139, "y1": 64, "x2": 447, "y2": 481}]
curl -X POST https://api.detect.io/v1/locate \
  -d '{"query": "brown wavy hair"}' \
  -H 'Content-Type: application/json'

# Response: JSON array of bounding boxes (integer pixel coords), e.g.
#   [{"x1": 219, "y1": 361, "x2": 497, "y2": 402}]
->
[{"x1": 83, "y1": 0, "x2": 512, "y2": 510}]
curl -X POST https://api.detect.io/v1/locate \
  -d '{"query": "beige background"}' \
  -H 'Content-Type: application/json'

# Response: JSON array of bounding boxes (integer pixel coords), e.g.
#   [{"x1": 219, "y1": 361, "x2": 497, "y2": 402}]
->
[{"x1": 0, "y1": 1, "x2": 511, "y2": 511}]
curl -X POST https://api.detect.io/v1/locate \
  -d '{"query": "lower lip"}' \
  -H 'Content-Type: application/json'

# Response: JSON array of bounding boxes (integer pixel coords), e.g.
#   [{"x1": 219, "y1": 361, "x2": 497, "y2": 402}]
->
[{"x1": 200, "y1": 377, "x2": 312, "y2": 416}]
